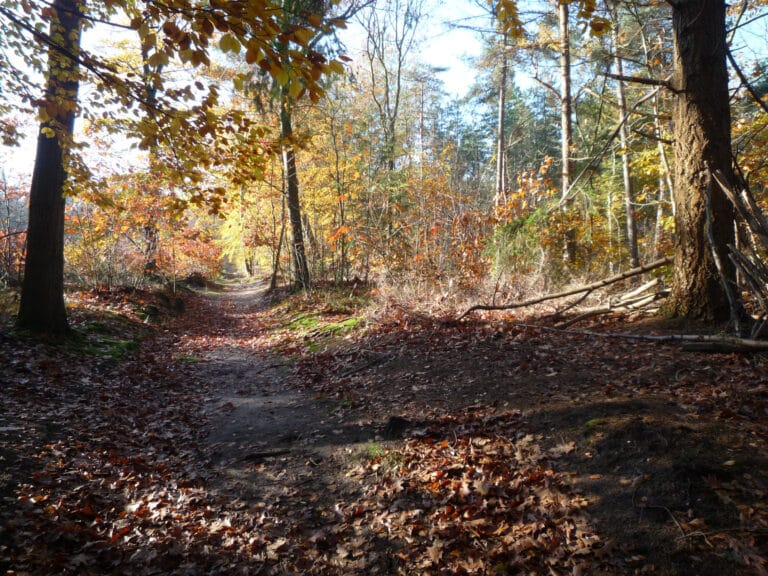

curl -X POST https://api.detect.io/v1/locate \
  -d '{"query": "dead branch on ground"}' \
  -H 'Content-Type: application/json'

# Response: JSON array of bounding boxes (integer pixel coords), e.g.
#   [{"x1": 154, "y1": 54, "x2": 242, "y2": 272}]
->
[
  {"x1": 558, "y1": 288, "x2": 669, "y2": 328},
  {"x1": 458, "y1": 258, "x2": 671, "y2": 321},
  {"x1": 509, "y1": 322, "x2": 768, "y2": 353}
]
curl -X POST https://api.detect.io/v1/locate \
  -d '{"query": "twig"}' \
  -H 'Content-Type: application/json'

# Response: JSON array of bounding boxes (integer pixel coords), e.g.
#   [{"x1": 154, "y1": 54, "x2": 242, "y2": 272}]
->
[
  {"x1": 727, "y1": 48, "x2": 768, "y2": 116},
  {"x1": 631, "y1": 475, "x2": 687, "y2": 538}
]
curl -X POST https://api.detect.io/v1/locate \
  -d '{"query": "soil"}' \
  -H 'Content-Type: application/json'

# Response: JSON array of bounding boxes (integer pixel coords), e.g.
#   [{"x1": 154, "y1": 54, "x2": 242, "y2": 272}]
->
[{"x1": 189, "y1": 283, "x2": 375, "y2": 516}]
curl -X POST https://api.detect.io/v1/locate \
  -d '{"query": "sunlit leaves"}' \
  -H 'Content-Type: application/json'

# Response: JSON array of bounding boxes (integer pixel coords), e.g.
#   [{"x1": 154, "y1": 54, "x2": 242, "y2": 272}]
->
[
  {"x1": 218, "y1": 33, "x2": 241, "y2": 54},
  {"x1": 493, "y1": 0, "x2": 611, "y2": 38},
  {"x1": 493, "y1": 0, "x2": 523, "y2": 37}
]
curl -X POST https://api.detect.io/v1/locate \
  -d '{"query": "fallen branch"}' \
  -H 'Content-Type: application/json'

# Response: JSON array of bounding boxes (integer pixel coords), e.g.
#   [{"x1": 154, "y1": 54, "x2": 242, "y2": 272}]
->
[
  {"x1": 339, "y1": 353, "x2": 392, "y2": 378},
  {"x1": 557, "y1": 290, "x2": 669, "y2": 328},
  {"x1": 509, "y1": 322, "x2": 768, "y2": 352},
  {"x1": 458, "y1": 258, "x2": 671, "y2": 320},
  {"x1": 618, "y1": 278, "x2": 659, "y2": 302},
  {"x1": 706, "y1": 177, "x2": 743, "y2": 334}
]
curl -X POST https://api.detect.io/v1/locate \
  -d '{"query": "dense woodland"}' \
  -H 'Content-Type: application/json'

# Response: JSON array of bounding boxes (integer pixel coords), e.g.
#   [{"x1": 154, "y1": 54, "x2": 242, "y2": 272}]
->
[
  {"x1": 3, "y1": 0, "x2": 768, "y2": 574},
  {"x1": 0, "y1": 0, "x2": 766, "y2": 333}
]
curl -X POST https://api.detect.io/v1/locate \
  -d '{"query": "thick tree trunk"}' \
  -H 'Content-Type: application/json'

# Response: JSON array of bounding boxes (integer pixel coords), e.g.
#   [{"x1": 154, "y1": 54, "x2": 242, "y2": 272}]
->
[
  {"x1": 279, "y1": 85, "x2": 310, "y2": 289},
  {"x1": 17, "y1": 0, "x2": 82, "y2": 335},
  {"x1": 666, "y1": 0, "x2": 735, "y2": 321}
]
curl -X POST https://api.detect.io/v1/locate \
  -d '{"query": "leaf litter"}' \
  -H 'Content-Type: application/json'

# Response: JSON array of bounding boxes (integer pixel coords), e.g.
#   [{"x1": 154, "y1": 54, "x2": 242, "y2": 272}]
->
[{"x1": 1, "y1": 282, "x2": 767, "y2": 575}]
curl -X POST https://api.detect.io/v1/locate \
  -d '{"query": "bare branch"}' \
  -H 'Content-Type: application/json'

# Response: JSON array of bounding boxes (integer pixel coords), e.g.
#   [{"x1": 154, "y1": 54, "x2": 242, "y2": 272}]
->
[
  {"x1": 458, "y1": 258, "x2": 672, "y2": 320},
  {"x1": 606, "y1": 72, "x2": 673, "y2": 90}
]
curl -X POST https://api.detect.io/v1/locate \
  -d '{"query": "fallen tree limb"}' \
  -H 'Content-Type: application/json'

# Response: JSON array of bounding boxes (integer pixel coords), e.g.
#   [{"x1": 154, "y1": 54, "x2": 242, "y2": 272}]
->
[
  {"x1": 458, "y1": 257, "x2": 671, "y2": 320},
  {"x1": 557, "y1": 290, "x2": 669, "y2": 328},
  {"x1": 618, "y1": 278, "x2": 659, "y2": 302},
  {"x1": 509, "y1": 322, "x2": 768, "y2": 352}
]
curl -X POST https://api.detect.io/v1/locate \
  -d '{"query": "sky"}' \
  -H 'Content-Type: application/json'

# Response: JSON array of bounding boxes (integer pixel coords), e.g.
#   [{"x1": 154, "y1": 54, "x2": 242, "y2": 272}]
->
[
  {"x1": 337, "y1": 0, "x2": 489, "y2": 98},
  {"x1": 2, "y1": 0, "x2": 489, "y2": 181},
  {"x1": 417, "y1": 1, "x2": 489, "y2": 97}
]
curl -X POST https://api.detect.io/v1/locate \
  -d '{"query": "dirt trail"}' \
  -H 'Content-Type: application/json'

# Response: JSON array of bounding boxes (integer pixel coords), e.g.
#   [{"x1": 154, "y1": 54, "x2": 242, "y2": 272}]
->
[
  {"x1": 172, "y1": 282, "x2": 768, "y2": 575},
  {"x1": 184, "y1": 282, "x2": 374, "y2": 509}
]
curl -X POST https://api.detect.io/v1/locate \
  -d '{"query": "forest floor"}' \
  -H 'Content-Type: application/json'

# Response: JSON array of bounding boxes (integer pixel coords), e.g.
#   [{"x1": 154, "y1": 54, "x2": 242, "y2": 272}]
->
[{"x1": 1, "y1": 279, "x2": 768, "y2": 575}]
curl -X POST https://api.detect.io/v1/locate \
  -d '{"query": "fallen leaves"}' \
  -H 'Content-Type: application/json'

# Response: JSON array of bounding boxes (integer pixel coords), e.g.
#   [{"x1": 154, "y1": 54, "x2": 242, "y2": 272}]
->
[
  {"x1": 2, "y1": 284, "x2": 768, "y2": 574},
  {"x1": 344, "y1": 411, "x2": 604, "y2": 574}
]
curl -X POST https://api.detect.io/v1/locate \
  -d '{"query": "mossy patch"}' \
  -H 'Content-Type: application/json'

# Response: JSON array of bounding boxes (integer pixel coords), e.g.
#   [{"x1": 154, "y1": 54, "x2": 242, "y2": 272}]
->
[
  {"x1": 320, "y1": 317, "x2": 365, "y2": 336},
  {"x1": 66, "y1": 330, "x2": 141, "y2": 360},
  {"x1": 284, "y1": 314, "x2": 321, "y2": 331}
]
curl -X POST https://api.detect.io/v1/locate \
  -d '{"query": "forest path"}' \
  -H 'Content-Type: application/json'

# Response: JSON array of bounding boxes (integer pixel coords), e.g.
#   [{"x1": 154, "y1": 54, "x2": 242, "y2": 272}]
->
[{"x1": 174, "y1": 280, "x2": 377, "y2": 543}]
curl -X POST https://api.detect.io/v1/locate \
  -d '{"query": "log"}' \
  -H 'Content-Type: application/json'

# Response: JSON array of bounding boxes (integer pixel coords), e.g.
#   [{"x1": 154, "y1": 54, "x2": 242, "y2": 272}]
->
[{"x1": 458, "y1": 257, "x2": 671, "y2": 320}]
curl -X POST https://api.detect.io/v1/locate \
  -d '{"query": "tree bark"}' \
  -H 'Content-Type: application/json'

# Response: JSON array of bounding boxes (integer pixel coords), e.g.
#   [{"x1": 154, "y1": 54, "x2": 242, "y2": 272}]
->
[
  {"x1": 17, "y1": 0, "x2": 82, "y2": 335},
  {"x1": 494, "y1": 33, "x2": 509, "y2": 207},
  {"x1": 279, "y1": 84, "x2": 310, "y2": 289},
  {"x1": 558, "y1": 2, "x2": 576, "y2": 264},
  {"x1": 666, "y1": 0, "x2": 735, "y2": 322},
  {"x1": 609, "y1": 2, "x2": 639, "y2": 268}
]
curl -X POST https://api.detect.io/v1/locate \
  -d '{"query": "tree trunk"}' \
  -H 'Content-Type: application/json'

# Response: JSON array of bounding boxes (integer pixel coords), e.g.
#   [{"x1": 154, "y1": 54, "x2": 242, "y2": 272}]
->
[
  {"x1": 270, "y1": 181, "x2": 286, "y2": 291},
  {"x1": 609, "y1": 2, "x2": 639, "y2": 268},
  {"x1": 279, "y1": 85, "x2": 310, "y2": 289},
  {"x1": 17, "y1": 0, "x2": 82, "y2": 335},
  {"x1": 666, "y1": 0, "x2": 735, "y2": 322},
  {"x1": 558, "y1": 2, "x2": 576, "y2": 264},
  {"x1": 494, "y1": 33, "x2": 509, "y2": 207},
  {"x1": 140, "y1": 48, "x2": 164, "y2": 278}
]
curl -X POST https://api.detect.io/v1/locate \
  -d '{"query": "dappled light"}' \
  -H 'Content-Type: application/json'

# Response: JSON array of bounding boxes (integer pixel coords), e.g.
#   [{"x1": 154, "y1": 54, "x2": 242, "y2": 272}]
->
[{"x1": 3, "y1": 0, "x2": 768, "y2": 573}]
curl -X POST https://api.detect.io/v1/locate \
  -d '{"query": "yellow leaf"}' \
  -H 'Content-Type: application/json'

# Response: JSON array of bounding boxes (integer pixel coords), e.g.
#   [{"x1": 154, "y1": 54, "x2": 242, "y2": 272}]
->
[
  {"x1": 292, "y1": 27, "x2": 313, "y2": 46},
  {"x1": 328, "y1": 60, "x2": 344, "y2": 75},
  {"x1": 289, "y1": 80, "x2": 303, "y2": 99},
  {"x1": 589, "y1": 17, "x2": 611, "y2": 36},
  {"x1": 272, "y1": 65, "x2": 290, "y2": 86},
  {"x1": 245, "y1": 44, "x2": 263, "y2": 64},
  {"x1": 148, "y1": 50, "x2": 169, "y2": 68},
  {"x1": 219, "y1": 33, "x2": 241, "y2": 54}
]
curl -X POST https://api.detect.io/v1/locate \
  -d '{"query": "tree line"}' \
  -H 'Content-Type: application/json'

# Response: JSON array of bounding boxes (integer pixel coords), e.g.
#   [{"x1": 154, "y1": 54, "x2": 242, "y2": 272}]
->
[{"x1": 1, "y1": 0, "x2": 766, "y2": 335}]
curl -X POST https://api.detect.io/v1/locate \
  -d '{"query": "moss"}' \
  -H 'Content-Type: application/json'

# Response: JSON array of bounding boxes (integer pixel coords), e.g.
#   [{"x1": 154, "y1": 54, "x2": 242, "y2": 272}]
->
[
  {"x1": 319, "y1": 316, "x2": 365, "y2": 335},
  {"x1": 284, "y1": 314, "x2": 321, "y2": 331},
  {"x1": 66, "y1": 330, "x2": 141, "y2": 359}
]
